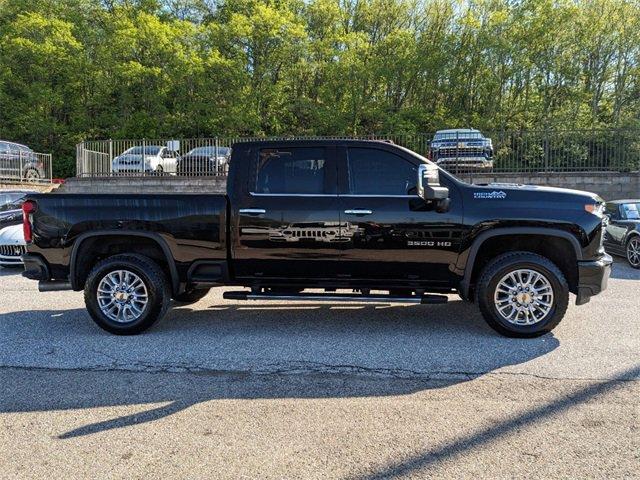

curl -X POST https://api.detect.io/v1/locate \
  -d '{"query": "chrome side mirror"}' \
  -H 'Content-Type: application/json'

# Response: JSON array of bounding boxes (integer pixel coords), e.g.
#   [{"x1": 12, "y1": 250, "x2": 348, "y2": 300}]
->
[{"x1": 417, "y1": 164, "x2": 449, "y2": 201}]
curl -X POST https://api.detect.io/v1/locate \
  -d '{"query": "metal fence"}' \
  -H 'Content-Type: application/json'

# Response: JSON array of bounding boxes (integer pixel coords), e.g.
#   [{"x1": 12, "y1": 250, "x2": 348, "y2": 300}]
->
[
  {"x1": 76, "y1": 129, "x2": 640, "y2": 178},
  {"x1": 0, "y1": 151, "x2": 53, "y2": 184}
]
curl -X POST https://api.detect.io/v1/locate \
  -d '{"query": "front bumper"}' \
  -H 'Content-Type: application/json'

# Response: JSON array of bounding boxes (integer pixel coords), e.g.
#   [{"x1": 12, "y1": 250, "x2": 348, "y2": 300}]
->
[
  {"x1": 575, "y1": 253, "x2": 613, "y2": 305},
  {"x1": 436, "y1": 157, "x2": 494, "y2": 170},
  {"x1": 0, "y1": 254, "x2": 24, "y2": 266}
]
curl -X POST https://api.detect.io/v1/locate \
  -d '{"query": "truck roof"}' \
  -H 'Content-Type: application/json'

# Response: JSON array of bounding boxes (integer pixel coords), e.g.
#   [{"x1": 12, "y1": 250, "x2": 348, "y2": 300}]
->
[
  {"x1": 231, "y1": 138, "x2": 397, "y2": 148},
  {"x1": 434, "y1": 128, "x2": 481, "y2": 134}
]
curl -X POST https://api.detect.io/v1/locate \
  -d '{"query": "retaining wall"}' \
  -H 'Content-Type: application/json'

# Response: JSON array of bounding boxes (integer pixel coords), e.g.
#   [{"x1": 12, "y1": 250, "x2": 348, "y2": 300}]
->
[
  {"x1": 469, "y1": 172, "x2": 638, "y2": 201},
  {"x1": 58, "y1": 172, "x2": 639, "y2": 200}
]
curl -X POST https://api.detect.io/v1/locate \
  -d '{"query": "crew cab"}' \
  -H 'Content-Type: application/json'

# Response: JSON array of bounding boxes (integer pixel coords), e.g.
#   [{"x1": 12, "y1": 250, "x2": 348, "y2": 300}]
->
[{"x1": 21, "y1": 140, "x2": 611, "y2": 337}]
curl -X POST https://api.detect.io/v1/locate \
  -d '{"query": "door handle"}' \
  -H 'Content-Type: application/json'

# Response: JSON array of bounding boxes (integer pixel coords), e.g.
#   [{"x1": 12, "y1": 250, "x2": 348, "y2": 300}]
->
[
  {"x1": 344, "y1": 209, "x2": 373, "y2": 215},
  {"x1": 239, "y1": 208, "x2": 266, "y2": 215}
]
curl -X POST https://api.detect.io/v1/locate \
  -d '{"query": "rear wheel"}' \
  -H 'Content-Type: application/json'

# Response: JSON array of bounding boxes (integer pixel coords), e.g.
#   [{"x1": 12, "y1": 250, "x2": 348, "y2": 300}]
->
[
  {"x1": 84, "y1": 254, "x2": 170, "y2": 335},
  {"x1": 626, "y1": 236, "x2": 640, "y2": 269},
  {"x1": 476, "y1": 252, "x2": 569, "y2": 338},
  {"x1": 24, "y1": 168, "x2": 41, "y2": 182}
]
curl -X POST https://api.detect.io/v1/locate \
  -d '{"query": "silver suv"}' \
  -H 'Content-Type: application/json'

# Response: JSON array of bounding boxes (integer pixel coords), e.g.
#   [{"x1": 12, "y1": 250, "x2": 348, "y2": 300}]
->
[
  {"x1": 429, "y1": 129, "x2": 494, "y2": 171},
  {"x1": 0, "y1": 140, "x2": 44, "y2": 181}
]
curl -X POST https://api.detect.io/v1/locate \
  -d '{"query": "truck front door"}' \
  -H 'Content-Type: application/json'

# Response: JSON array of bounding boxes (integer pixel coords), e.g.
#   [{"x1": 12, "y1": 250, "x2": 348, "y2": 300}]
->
[
  {"x1": 337, "y1": 145, "x2": 464, "y2": 285},
  {"x1": 232, "y1": 145, "x2": 342, "y2": 280}
]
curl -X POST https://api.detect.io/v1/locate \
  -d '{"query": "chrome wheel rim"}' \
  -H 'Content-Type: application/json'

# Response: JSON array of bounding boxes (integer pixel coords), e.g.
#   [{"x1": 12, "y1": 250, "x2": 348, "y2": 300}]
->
[
  {"x1": 627, "y1": 238, "x2": 640, "y2": 267},
  {"x1": 97, "y1": 270, "x2": 148, "y2": 323},
  {"x1": 493, "y1": 269, "x2": 554, "y2": 326}
]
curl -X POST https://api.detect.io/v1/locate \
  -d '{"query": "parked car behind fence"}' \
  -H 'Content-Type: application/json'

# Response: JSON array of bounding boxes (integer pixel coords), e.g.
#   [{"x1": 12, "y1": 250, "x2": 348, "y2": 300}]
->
[
  {"x1": 0, "y1": 140, "x2": 52, "y2": 183},
  {"x1": 76, "y1": 129, "x2": 640, "y2": 178},
  {"x1": 429, "y1": 129, "x2": 494, "y2": 173},
  {"x1": 111, "y1": 145, "x2": 180, "y2": 175},
  {"x1": 177, "y1": 146, "x2": 231, "y2": 176}
]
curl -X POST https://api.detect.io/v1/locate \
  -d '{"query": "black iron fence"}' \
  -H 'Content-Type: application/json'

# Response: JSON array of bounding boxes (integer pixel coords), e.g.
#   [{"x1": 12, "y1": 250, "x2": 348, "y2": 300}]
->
[{"x1": 76, "y1": 129, "x2": 640, "y2": 178}]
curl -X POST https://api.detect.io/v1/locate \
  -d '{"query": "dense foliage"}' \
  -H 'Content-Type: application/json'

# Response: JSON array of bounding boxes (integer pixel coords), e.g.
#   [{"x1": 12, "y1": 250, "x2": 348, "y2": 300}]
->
[{"x1": 0, "y1": 0, "x2": 639, "y2": 176}]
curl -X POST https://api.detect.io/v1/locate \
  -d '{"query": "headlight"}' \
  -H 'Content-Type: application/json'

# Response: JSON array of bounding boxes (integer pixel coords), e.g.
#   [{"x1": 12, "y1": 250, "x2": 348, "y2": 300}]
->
[{"x1": 585, "y1": 203, "x2": 605, "y2": 218}]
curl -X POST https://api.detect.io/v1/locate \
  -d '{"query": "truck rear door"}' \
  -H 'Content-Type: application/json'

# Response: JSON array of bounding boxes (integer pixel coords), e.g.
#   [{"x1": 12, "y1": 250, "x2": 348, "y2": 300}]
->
[{"x1": 232, "y1": 145, "x2": 342, "y2": 280}]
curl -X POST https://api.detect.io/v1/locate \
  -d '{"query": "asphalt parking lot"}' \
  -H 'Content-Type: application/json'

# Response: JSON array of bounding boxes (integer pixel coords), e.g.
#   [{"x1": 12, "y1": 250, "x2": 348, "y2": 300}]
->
[{"x1": 1, "y1": 260, "x2": 639, "y2": 478}]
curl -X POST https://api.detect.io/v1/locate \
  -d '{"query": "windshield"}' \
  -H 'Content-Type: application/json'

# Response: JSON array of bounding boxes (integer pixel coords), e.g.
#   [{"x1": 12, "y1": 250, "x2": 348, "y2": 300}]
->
[
  {"x1": 434, "y1": 131, "x2": 484, "y2": 141},
  {"x1": 0, "y1": 193, "x2": 25, "y2": 212},
  {"x1": 187, "y1": 146, "x2": 230, "y2": 156},
  {"x1": 622, "y1": 203, "x2": 640, "y2": 220},
  {"x1": 122, "y1": 146, "x2": 161, "y2": 155}
]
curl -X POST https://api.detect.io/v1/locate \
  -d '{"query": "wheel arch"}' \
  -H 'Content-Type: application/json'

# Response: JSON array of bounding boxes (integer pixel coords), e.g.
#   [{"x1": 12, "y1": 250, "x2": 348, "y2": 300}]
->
[
  {"x1": 70, "y1": 231, "x2": 180, "y2": 294},
  {"x1": 460, "y1": 227, "x2": 582, "y2": 300},
  {"x1": 625, "y1": 229, "x2": 640, "y2": 243}
]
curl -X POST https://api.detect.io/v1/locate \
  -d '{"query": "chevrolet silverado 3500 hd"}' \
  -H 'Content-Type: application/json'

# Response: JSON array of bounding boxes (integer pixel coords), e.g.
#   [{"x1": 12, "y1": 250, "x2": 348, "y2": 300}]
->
[{"x1": 21, "y1": 140, "x2": 611, "y2": 337}]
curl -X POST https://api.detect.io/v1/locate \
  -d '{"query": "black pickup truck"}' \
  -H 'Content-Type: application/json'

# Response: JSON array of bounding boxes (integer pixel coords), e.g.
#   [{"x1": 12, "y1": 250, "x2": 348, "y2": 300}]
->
[{"x1": 21, "y1": 140, "x2": 612, "y2": 337}]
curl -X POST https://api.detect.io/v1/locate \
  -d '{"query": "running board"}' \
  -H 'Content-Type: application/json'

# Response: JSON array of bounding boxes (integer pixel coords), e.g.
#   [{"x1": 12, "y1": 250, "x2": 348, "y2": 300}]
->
[
  {"x1": 223, "y1": 291, "x2": 448, "y2": 304},
  {"x1": 38, "y1": 280, "x2": 73, "y2": 292}
]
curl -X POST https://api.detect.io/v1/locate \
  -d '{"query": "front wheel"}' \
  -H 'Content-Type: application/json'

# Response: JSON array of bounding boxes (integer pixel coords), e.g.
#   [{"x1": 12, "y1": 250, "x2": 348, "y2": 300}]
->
[
  {"x1": 626, "y1": 236, "x2": 640, "y2": 269},
  {"x1": 476, "y1": 252, "x2": 569, "y2": 338},
  {"x1": 84, "y1": 254, "x2": 171, "y2": 335}
]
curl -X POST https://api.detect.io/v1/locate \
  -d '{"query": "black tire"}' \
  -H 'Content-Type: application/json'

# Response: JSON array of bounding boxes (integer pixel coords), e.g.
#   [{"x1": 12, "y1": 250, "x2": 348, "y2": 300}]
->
[
  {"x1": 173, "y1": 288, "x2": 210, "y2": 304},
  {"x1": 476, "y1": 252, "x2": 569, "y2": 338},
  {"x1": 84, "y1": 254, "x2": 171, "y2": 335},
  {"x1": 23, "y1": 168, "x2": 41, "y2": 182},
  {"x1": 626, "y1": 236, "x2": 640, "y2": 269}
]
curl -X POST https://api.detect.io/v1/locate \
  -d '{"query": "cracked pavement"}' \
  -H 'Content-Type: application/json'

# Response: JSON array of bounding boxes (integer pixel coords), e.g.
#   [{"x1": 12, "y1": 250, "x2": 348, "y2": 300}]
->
[{"x1": 1, "y1": 260, "x2": 639, "y2": 478}]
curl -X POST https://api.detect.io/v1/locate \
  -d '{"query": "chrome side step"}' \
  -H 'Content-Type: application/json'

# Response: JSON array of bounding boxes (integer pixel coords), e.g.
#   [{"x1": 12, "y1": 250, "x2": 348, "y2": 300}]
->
[{"x1": 223, "y1": 291, "x2": 448, "y2": 304}]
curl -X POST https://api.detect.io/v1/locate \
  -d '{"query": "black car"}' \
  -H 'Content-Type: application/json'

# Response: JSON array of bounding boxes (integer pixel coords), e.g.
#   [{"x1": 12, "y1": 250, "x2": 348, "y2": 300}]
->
[
  {"x1": 0, "y1": 141, "x2": 44, "y2": 181},
  {"x1": 177, "y1": 146, "x2": 230, "y2": 176},
  {"x1": 0, "y1": 190, "x2": 31, "y2": 229},
  {"x1": 604, "y1": 200, "x2": 640, "y2": 268}
]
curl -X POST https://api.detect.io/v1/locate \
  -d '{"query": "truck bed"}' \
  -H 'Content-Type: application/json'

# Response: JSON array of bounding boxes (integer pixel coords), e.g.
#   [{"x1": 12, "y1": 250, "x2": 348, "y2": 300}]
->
[{"x1": 27, "y1": 193, "x2": 228, "y2": 283}]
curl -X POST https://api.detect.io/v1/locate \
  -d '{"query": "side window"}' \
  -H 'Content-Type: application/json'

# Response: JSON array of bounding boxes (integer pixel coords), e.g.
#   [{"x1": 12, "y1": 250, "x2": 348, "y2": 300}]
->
[
  {"x1": 0, "y1": 142, "x2": 8, "y2": 154},
  {"x1": 621, "y1": 203, "x2": 640, "y2": 220},
  {"x1": 605, "y1": 203, "x2": 619, "y2": 220},
  {"x1": 255, "y1": 147, "x2": 326, "y2": 194},
  {"x1": 347, "y1": 147, "x2": 417, "y2": 195}
]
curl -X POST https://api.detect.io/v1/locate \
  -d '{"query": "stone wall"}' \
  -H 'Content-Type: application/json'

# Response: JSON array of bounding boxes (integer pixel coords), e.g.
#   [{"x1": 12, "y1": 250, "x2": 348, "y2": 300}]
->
[
  {"x1": 469, "y1": 172, "x2": 639, "y2": 201},
  {"x1": 58, "y1": 176, "x2": 227, "y2": 194},
  {"x1": 0, "y1": 182, "x2": 59, "y2": 193}
]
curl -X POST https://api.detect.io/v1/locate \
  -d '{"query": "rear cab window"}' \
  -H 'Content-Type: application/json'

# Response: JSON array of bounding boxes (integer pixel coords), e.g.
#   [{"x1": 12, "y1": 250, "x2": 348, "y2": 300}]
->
[{"x1": 254, "y1": 147, "x2": 328, "y2": 194}]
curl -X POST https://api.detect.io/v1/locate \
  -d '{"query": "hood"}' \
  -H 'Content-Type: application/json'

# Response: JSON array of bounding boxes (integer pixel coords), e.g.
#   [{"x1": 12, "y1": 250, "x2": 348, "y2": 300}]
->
[
  {"x1": 0, "y1": 208, "x2": 23, "y2": 229},
  {"x1": 474, "y1": 183, "x2": 602, "y2": 203},
  {"x1": 0, "y1": 224, "x2": 26, "y2": 245},
  {"x1": 114, "y1": 154, "x2": 154, "y2": 164},
  {"x1": 182, "y1": 153, "x2": 228, "y2": 161}
]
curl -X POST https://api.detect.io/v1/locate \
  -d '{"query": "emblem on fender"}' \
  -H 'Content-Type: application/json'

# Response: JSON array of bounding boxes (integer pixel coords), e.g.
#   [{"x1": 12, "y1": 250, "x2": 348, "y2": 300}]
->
[{"x1": 474, "y1": 190, "x2": 507, "y2": 199}]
